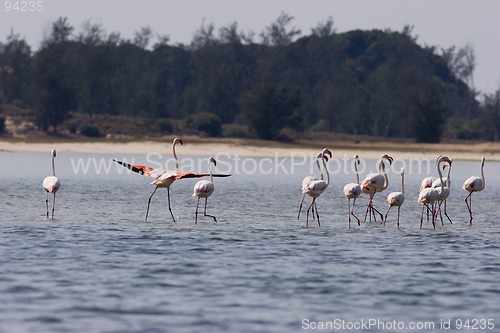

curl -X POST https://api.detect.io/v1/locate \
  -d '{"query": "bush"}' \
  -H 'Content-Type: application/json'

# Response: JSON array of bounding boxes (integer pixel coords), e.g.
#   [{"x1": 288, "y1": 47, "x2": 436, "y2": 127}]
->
[
  {"x1": 222, "y1": 124, "x2": 253, "y2": 138},
  {"x1": 80, "y1": 123, "x2": 102, "y2": 137},
  {"x1": 185, "y1": 112, "x2": 222, "y2": 137},
  {"x1": 155, "y1": 118, "x2": 173, "y2": 134}
]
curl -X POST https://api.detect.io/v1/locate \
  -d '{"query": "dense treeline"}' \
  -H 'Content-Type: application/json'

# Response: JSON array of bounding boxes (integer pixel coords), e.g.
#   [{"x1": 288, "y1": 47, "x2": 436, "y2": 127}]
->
[{"x1": 1, "y1": 14, "x2": 499, "y2": 142}]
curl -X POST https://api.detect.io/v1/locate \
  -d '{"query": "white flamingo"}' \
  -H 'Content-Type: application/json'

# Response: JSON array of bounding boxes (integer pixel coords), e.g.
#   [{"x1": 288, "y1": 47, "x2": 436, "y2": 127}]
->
[
  {"x1": 418, "y1": 155, "x2": 451, "y2": 229},
  {"x1": 361, "y1": 154, "x2": 393, "y2": 222},
  {"x1": 193, "y1": 157, "x2": 217, "y2": 224},
  {"x1": 463, "y1": 156, "x2": 486, "y2": 225},
  {"x1": 300, "y1": 148, "x2": 332, "y2": 227},
  {"x1": 43, "y1": 149, "x2": 60, "y2": 220},
  {"x1": 343, "y1": 154, "x2": 361, "y2": 228},
  {"x1": 432, "y1": 161, "x2": 453, "y2": 225},
  {"x1": 384, "y1": 168, "x2": 405, "y2": 228},
  {"x1": 297, "y1": 149, "x2": 332, "y2": 220},
  {"x1": 114, "y1": 137, "x2": 230, "y2": 222}
]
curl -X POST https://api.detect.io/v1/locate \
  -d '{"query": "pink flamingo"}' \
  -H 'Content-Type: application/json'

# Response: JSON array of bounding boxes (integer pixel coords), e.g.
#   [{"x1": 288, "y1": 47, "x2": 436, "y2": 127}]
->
[
  {"x1": 361, "y1": 154, "x2": 393, "y2": 222},
  {"x1": 418, "y1": 155, "x2": 451, "y2": 229},
  {"x1": 43, "y1": 149, "x2": 60, "y2": 220},
  {"x1": 299, "y1": 148, "x2": 332, "y2": 227},
  {"x1": 384, "y1": 168, "x2": 405, "y2": 228},
  {"x1": 343, "y1": 154, "x2": 361, "y2": 228},
  {"x1": 463, "y1": 156, "x2": 485, "y2": 225},
  {"x1": 432, "y1": 161, "x2": 453, "y2": 225},
  {"x1": 114, "y1": 137, "x2": 230, "y2": 222},
  {"x1": 297, "y1": 149, "x2": 333, "y2": 220},
  {"x1": 193, "y1": 157, "x2": 217, "y2": 224}
]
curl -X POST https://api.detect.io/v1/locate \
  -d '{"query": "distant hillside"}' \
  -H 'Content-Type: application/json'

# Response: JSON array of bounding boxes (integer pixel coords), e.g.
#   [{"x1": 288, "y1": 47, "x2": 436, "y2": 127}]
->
[{"x1": 1, "y1": 16, "x2": 499, "y2": 142}]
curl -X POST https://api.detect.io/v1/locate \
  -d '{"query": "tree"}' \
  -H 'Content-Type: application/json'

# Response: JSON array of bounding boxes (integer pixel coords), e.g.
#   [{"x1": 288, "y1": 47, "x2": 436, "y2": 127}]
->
[
  {"x1": 0, "y1": 30, "x2": 32, "y2": 104},
  {"x1": 408, "y1": 81, "x2": 446, "y2": 143},
  {"x1": 242, "y1": 84, "x2": 304, "y2": 140},
  {"x1": 260, "y1": 12, "x2": 301, "y2": 46},
  {"x1": 311, "y1": 16, "x2": 336, "y2": 37}
]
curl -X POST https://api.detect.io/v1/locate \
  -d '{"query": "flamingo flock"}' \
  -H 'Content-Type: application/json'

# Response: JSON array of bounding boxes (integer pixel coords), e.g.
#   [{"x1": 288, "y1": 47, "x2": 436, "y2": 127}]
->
[{"x1": 41, "y1": 140, "x2": 487, "y2": 228}]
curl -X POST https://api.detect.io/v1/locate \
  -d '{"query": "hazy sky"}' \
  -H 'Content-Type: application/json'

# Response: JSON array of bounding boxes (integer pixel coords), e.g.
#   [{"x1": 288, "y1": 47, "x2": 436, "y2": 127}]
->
[{"x1": 1, "y1": 0, "x2": 499, "y2": 94}]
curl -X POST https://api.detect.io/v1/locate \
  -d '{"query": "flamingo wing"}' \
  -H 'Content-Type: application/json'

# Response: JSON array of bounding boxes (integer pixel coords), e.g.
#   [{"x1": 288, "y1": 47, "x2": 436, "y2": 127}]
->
[
  {"x1": 193, "y1": 180, "x2": 215, "y2": 197},
  {"x1": 113, "y1": 159, "x2": 155, "y2": 176},
  {"x1": 462, "y1": 176, "x2": 482, "y2": 192}
]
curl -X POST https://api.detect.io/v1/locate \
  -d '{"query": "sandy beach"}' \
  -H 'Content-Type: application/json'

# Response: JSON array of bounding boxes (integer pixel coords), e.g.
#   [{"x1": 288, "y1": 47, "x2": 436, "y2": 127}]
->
[{"x1": 1, "y1": 137, "x2": 499, "y2": 161}]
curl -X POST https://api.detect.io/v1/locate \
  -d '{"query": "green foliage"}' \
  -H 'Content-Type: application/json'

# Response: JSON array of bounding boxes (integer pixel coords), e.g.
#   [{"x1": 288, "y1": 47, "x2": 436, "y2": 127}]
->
[
  {"x1": 155, "y1": 118, "x2": 173, "y2": 134},
  {"x1": 80, "y1": 123, "x2": 101, "y2": 137},
  {"x1": 184, "y1": 112, "x2": 222, "y2": 136},
  {"x1": 243, "y1": 85, "x2": 304, "y2": 140},
  {"x1": 0, "y1": 17, "x2": 489, "y2": 142},
  {"x1": 0, "y1": 116, "x2": 5, "y2": 134},
  {"x1": 222, "y1": 124, "x2": 253, "y2": 138}
]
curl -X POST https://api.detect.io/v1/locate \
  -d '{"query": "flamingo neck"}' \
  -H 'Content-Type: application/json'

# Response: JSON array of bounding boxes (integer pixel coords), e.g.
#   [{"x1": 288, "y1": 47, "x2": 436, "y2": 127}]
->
[
  {"x1": 173, "y1": 143, "x2": 179, "y2": 172},
  {"x1": 446, "y1": 166, "x2": 451, "y2": 188},
  {"x1": 480, "y1": 160, "x2": 485, "y2": 189},
  {"x1": 401, "y1": 173, "x2": 405, "y2": 194},
  {"x1": 209, "y1": 160, "x2": 214, "y2": 183},
  {"x1": 437, "y1": 159, "x2": 445, "y2": 194},
  {"x1": 52, "y1": 155, "x2": 56, "y2": 176},
  {"x1": 316, "y1": 158, "x2": 323, "y2": 180},
  {"x1": 322, "y1": 156, "x2": 330, "y2": 187},
  {"x1": 379, "y1": 160, "x2": 388, "y2": 190},
  {"x1": 354, "y1": 158, "x2": 359, "y2": 184}
]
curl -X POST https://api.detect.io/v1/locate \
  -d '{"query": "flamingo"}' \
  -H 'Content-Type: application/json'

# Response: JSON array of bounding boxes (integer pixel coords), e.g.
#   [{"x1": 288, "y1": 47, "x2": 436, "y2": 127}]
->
[
  {"x1": 300, "y1": 148, "x2": 332, "y2": 227},
  {"x1": 432, "y1": 161, "x2": 453, "y2": 225},
  {"x1": 43, "y1": 149, "x2": 60, "y2": 220},
  {"x1": 418, "y1": 155, "x2": 451, "y2": 229},
  {"x1": 361, "y1": 154, "x2": 393, "y2": 222},
  {"x1": 463, "y1": 156, "x2": 486, "y2": 225},
  {"x1": 384, "y1": 168, "x2": 405, "y2": 228},
  {"x1": 193, "y1": 157, "x2": 217, "y2": 224},
  {"x1": 113, "y1": 137, "x2": 230, "y2": 222},
  {"x1": 297, "y1": 149, "x2": 333, "y2": 220},
  {"x1": 343, "y1": 154, "x2": 361, "y2": 228}
]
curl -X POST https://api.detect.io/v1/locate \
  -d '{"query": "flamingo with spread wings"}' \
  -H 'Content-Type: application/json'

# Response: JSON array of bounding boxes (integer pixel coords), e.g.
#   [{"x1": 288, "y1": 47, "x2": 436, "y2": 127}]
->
[
  {"x1": 114, "y1": 137, "x2": 230, "y2": 222},
  {"x1": 43, "y1": 149, "x2": 60, "y2": 220}
]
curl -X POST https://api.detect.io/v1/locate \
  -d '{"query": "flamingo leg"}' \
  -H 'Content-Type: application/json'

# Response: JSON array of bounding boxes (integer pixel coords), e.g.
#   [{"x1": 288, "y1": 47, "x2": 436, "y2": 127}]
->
[
  {"x1": 203, "y1": 197, "x2": 217, "y2": 222},
  {"x1": 314, "y1": 201, "x2": 320, "y2": 226},
  {"x1": 464, "y1": 192, "x2": 473, "y2": 225},
  {"x1": 145, "y1": 187, "x2": 158, "y2": 222},
  {"x1": 438, "y1": 201, "x2": 444, "y2": 226},
  {"x1": 420, "y1": 204, "x2": 425, "y2": 229},
  {"x1": 443, "y1": 200, "x2": 453, "y2": 224},
  {"x1": 351, "y1": 198, "x2": 360, "y2": 226},
  {"x1": 51, "y1": 193, "x2": 56, "y2": 220},
  {"x1": 372, "y1": 205, "x2": 384, "y2": 222},
  {"x1": 396, "y1": 206, "x2": 401, "y2": 228},
  {"x1": 347, "y1": 198, "x2": 351, "y2": 229},
  {"x1": 167, "y1": 187, "x2": 176, "y2": 222},
  {"x1": 364, "y1": 192, "x2": 375, "y2": 222},
  {"x1": 45, "y1": 192, "x2": 49, "y2": 219},
  {"x1": 306, "y1": 198, "x2": 315, "y2": 227},
  {"x1": 384, "y1": 206, "x2": 392, "y2": 227},
  {"x1": 431, "y1": 202, "x2": 437, "y2": 229},
  {"x1": 195, "y1": 197, "x2": 200, "y2": 224},
  {"x1": 297, "y1": 194, "x2": 306, "y2": 219}
]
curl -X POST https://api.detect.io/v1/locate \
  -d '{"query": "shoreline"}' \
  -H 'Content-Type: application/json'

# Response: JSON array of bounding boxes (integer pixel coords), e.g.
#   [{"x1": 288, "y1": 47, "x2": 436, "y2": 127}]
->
[{"x1": 1, "y1": 137, "x2": 499, "y2": 161}]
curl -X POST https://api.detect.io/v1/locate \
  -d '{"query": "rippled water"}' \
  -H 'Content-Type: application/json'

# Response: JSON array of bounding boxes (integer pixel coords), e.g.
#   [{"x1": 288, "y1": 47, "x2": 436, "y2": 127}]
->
[{"x1": 1, "y1": 152, "x2": 500, "y2": 332}]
